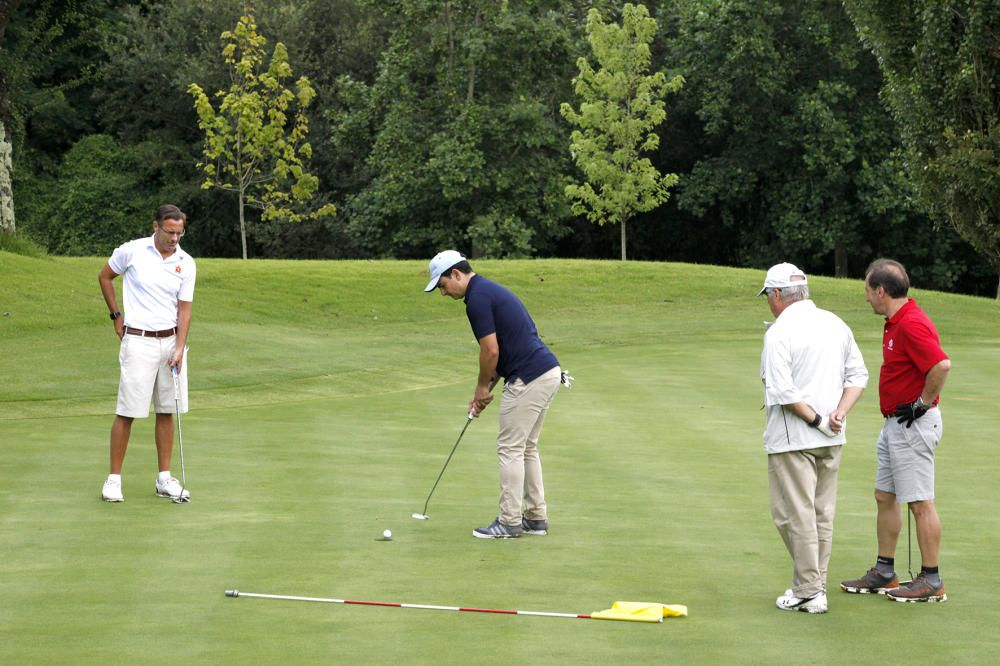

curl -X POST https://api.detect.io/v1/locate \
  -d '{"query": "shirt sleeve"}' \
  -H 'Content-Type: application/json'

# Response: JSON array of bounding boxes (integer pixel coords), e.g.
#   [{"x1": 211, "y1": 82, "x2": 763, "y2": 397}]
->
[
  {"x1": 465, "y1": 292, "x2": 496, "y2": 341},
  {"x1": 107, "y1": 242, "x2": 132, "y2": 275},
  {"x1": 762, "y1": 332, "x2": 802, "y2": 406},
  {"x1": 842, "y1": 328, "x2": 869, "y2": 389},
  {"x1": 901, "y1": 319, "x2": 948, "y2": 374}
]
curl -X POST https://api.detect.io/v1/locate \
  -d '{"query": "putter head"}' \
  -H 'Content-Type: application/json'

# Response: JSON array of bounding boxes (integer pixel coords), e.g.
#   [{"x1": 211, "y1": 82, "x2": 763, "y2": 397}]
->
[
  {"x1": 411, "y1": 513, "x2": 429, "y2": 520},
  {"x1": 171, "y1": 495, "x2": 190, "y2": 504}
]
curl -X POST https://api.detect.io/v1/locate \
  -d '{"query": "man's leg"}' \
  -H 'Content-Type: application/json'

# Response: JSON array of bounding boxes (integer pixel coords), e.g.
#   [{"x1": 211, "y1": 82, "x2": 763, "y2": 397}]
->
[
  {"x1": 814, "y1": 446, "x2": 842, "y2": 588},
  {"x1": 910, "y1": 500, "x2": 941, "y2": 567},
  {"x1": 496, "y1": 368, "x2": 560, "y2": 526},
  {"x1": 154, "y1": 412, "x2": 174, "y2": 472},
  {"x1": 875, "y1": 489, "x2": 901, "y2": 559},
  {"x1": 768, "y1": 449, "x2": 823, "y2": 598},
  {"x1": 521, "y1": 368, "x2": 560, "y2": 521},
  {"x1": 109, "y1": 415, "x2": 134, "y2": 474}
]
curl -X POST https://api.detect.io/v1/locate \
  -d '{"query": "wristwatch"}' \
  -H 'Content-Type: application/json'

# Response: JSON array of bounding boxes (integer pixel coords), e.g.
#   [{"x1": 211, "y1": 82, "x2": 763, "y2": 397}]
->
[{"x1": 110, "y1": 311, "x2": 122, "y2": 320}]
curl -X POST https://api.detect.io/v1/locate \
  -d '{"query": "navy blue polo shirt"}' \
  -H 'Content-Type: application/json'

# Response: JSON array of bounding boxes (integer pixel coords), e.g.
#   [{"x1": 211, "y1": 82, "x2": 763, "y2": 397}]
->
[{"x1": 464, "y1": 275, "x2": 559, "y2": 385}]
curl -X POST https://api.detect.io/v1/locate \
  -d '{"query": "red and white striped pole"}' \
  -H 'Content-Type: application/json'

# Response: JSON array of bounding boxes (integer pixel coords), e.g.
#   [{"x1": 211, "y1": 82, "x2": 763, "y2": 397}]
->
[{"x1": 225, "y1": 589, "x2": 593, "y2": 620}]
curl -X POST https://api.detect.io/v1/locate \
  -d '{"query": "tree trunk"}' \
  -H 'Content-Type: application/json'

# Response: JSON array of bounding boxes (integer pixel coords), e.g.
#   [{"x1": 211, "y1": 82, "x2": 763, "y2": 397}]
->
[
  {"x1": 834, "y1": 240, "x2": 847, "y2": 277},
  {"x1": 238, "y1": 191, "x2": 248, "y2": 260},
  {"x1": 620, "y1": 221, "x2": 627, "y2": 261},
  {"x1": 0, "y1": 120, "x2": 14, "y2": 234}
]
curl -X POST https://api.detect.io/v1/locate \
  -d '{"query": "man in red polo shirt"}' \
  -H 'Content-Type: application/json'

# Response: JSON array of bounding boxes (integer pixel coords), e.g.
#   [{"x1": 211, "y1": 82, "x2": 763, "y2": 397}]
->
[{"x1": 840, "y1": 259, "x2": 950, "y2": 602}]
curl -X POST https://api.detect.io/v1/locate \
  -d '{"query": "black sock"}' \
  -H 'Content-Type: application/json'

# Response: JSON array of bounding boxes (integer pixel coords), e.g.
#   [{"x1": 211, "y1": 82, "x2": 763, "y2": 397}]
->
[
  {"x1": 875, "y1": 556, "x2": 895, "y2": 576},
  {"x1": 921, "y1": 565, "x2": 939, "y2": 575}
]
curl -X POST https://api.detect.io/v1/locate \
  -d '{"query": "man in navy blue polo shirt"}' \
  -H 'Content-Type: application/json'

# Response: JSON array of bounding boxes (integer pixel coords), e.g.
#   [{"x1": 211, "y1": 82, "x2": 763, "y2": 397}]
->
[{"x1": 424, "y1": 250, "x2": 562, "y2": 539}]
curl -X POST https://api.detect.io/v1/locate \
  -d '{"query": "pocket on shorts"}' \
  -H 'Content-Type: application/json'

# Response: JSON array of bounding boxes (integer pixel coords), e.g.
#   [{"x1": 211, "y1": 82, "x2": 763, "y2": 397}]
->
[{"x1": 118, "y1": 333, "x2": 129, "y2": 365}]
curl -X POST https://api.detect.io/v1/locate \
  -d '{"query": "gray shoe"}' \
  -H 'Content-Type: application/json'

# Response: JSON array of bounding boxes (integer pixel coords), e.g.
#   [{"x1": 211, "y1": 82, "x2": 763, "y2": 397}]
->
[
  {"x1": 473, "y1": 517, "x2": 522, "y2": 539},
  {"x1": 840, "y1": 568, "x2": 899, "y2": 594},
  {"x1": 521, "y1": 517, "x2": 548, "y2": 535}
]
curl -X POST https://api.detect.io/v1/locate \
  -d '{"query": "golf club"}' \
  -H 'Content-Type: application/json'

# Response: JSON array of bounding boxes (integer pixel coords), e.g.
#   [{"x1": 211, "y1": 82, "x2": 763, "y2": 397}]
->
[
  {"x1": 171, "y1": 365, "x2": 189, "y2": 504},
  {"x1": 902, "y1": 503, "x2": 914, "y2": 585},
  {"x1": 411, "y1": 411, "x2": 475, "y2": 521}
]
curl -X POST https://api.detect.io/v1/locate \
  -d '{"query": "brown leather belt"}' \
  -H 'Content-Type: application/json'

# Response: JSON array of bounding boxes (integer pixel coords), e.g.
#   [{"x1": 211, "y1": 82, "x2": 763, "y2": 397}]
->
[{"x1": 125, "y1": 326, "x2": 177, "y2": 338}]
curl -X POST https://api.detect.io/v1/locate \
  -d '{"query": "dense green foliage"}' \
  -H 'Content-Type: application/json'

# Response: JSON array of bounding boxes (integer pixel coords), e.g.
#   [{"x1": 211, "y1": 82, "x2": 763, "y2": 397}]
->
[
  {"x1": 844, "y1": 0, "x2": 1000, "y2": 297},
  {"x1": 1, "y1": 0, "x2": 996, "y2": 295}
]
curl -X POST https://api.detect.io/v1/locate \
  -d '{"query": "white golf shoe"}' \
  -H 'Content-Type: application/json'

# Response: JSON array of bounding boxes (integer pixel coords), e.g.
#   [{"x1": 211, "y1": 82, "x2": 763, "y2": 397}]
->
[
  {"x1": 155, "y1": 476, "x2": 190, "y2": 501},
  {"x1": 102, "y1": 477, "x2": 124, "y2": 502},
  {"x1": 776, "y1": 589, "x2": 827, "y2": 614}
]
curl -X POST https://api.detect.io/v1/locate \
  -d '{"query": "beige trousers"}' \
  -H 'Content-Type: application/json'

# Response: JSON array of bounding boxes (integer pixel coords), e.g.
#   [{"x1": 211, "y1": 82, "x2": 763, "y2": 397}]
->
[
  {"x1": 768, "y1": 445, "x2": 842, "y2": 598},
  {"x1": 496, "y1": 366, "x2": 561, "y2": 526}
]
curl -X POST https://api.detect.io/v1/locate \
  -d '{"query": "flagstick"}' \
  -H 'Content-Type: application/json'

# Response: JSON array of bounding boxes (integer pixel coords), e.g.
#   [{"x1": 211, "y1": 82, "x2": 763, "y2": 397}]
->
[{"x1": 225, "y1": 590, "x2": 594, "y2": 620}]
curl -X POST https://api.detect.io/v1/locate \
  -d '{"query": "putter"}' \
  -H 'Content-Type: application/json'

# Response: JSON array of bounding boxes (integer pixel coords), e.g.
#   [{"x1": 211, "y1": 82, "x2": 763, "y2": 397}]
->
[
  {"x1": 171, "y1": 365, "x2": 190, "y2": 504},
  {"x1": 411, "y1": 412, "x2": 475, "y2": 521},
  {"x1": 902, "y1": 504, "x2": 914, "y2": 585}
]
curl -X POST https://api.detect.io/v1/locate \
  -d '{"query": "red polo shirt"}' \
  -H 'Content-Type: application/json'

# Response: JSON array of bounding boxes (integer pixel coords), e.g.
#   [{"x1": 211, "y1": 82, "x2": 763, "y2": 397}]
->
[{"x1": 878, "y1": 299, "x2": 948, "y2": 416}]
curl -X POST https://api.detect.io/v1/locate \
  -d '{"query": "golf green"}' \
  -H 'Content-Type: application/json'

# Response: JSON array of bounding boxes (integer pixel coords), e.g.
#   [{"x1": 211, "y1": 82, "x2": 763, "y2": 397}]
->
[{"x1": 2, "y1": 253, "x2": 998, "y2": 663}]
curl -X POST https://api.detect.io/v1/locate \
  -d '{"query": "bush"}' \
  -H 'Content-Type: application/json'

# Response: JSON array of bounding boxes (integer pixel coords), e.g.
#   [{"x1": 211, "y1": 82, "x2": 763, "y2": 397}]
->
[{"x1": 0, "y1": 231, "x2": 49, "y2": 258}]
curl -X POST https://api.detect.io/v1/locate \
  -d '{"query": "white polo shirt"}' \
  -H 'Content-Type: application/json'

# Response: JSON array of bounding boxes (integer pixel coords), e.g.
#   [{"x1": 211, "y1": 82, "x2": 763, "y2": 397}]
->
[
  {"x1": 760, "y1": 300, "x2": 868, "y2": 454},
  {"x1": 108, "y1": 235, "x2": 196, "y2": 331}
]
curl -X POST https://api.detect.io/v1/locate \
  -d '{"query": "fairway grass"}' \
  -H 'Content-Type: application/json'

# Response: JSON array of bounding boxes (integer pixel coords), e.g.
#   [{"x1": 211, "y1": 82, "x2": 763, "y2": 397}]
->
[{"x1": 2, "y1": 252, "x2": 999, "y2": 664}]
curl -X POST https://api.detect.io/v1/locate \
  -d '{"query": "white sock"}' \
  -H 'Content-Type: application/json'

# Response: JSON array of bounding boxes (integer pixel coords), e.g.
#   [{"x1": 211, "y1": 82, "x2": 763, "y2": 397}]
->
[
  {"x1": 108, "y1": 474, "x2": 121, "y2": 482},
  {"x1": 158, "y1": 471, "x2": 171, "y2": 481}
]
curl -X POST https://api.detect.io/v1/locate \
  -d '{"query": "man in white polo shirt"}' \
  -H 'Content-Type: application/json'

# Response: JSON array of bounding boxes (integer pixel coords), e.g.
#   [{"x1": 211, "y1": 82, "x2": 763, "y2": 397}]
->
[
  {"x1": 98, "y1": 204, "x2": 196, "y2": 502},
  {"x1": 758, "y1": 262, "x2": 868, "y2": 614}
]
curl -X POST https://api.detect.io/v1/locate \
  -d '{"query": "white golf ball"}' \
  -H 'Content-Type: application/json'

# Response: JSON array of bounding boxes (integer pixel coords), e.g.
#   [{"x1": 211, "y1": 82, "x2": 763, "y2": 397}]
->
[{"x1": 383, "y1": 529, "x2": 392, "y2": 539}]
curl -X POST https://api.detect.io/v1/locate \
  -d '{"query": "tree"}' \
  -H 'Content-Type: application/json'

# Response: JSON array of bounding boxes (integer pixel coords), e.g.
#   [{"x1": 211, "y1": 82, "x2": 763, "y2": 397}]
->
[
  {"x1": 335, "y1": 0, "x2": 579, "y2": 259},
  {"x1": 1, "y1": 0, "x2": 24, "y2": 234},
  {"x1": 843, "y1": 1, "x2": 1000, "y2": 298},
  {"x1": 188, "y1": 3, "x2": 333, "y2": 259},
  {"x1": 560, "y1": 3, "x2": 683, "y2": 260}
]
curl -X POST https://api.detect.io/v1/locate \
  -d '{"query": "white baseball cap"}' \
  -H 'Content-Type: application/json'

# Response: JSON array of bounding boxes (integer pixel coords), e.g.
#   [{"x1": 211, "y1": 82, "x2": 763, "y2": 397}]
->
[
  {"x1": 424, "y1": 250, "x2": 466, "y2": 292},
  {"x1": 757, "y1": 262, "x2": 807, "y2": 296}
]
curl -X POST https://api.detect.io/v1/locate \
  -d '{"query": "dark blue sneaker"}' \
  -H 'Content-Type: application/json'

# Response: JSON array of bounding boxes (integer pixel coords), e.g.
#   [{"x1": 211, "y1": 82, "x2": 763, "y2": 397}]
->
[
  {"x1": 473, "y1": 517, "x2": 522, "y2": 539},
  {"x1": 521, "y1": 517, "x2": 548, "y2": 535}
]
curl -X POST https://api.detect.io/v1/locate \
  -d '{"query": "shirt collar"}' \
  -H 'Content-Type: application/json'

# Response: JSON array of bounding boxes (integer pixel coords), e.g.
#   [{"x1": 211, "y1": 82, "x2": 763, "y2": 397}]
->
[
  {"x1": 463, "y1": 274, "x2": 481, "y2": 303},
  {"x1": 886, "y1": 298, "x2": 916, "y2": 324}
]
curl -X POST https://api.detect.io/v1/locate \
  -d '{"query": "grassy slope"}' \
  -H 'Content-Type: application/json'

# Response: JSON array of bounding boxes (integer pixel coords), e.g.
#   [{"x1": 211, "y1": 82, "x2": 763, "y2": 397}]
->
[{"x1": 1, "y1": 251, "x2": 998, "y2": 664}]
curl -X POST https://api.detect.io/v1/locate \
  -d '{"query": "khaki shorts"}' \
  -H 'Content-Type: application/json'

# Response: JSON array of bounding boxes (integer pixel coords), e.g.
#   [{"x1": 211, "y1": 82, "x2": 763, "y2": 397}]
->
[
  {"x1": 875, "y1": 408, "x2": 942, "y2": 503},
  {"x1": 116, "y1": 334, "x2": 188, "y2": 418}
]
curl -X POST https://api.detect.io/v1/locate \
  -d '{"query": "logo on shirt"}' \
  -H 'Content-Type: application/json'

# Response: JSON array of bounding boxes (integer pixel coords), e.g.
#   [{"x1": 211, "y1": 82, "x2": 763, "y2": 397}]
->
[
  {"x1": 887, "y1": 338, "x2": 894, "y2": 351},
  {"x1": 175, "y1": 266, "x2": 182, "y2": 274}
]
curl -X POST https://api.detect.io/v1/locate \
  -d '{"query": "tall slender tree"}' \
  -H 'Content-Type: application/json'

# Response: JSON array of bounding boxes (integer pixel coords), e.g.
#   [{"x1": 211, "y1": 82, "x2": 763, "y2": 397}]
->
[
  {"x1": 188, "y1": 3, "x2": 333, "y2": 259},
  {"x1": 561, "y1": 3, "x2": 683, "y2": 260}
]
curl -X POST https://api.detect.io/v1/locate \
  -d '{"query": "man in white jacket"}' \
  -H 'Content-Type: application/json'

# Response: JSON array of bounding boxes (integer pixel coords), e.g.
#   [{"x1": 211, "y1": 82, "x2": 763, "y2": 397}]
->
[{"x1": 759, "y1": 263, "x2": 868, "y2": 614}]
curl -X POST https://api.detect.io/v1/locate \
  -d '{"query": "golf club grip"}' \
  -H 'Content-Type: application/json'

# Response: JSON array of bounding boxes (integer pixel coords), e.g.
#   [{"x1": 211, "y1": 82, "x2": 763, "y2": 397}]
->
[{"x1": 171, "y1": 365, "x2": 180, "y2": 400}]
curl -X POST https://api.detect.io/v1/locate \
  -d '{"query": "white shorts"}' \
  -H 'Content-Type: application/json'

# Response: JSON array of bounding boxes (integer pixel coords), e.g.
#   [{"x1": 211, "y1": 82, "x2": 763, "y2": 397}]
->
[{"x1": 116, "y1": 334, "x2": 188, "y2": 418}]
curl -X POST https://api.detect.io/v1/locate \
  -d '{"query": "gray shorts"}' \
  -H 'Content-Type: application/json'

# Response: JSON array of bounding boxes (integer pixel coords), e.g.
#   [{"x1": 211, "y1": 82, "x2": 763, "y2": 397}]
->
[{"x1": 875, "y1": 408, "x2": 943, "y2": 503}]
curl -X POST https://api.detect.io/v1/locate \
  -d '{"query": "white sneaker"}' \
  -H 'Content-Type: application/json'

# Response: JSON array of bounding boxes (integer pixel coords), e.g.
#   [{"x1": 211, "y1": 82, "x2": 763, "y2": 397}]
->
[
  {"x1": 776, "y1": 589, "x2": 827, "y2": 614},
  {"x1": 155, "y1": 476, "x2": 190, "y2": 500},
  {"x1": 102, "y1": 477, "x2": 124, "y2": 502}
]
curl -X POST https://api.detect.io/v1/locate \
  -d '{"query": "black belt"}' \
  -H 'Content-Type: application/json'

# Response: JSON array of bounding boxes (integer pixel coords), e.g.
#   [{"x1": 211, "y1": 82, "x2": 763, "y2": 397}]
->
[{"x1": 125, "y1": 326, "x2": 177, "y2": 338}]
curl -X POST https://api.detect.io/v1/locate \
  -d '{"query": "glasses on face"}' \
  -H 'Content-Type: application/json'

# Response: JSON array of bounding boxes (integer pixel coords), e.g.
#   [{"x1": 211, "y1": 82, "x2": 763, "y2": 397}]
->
[{"x1": 158, "y1": 225, "x2": 185, "y2": 238}]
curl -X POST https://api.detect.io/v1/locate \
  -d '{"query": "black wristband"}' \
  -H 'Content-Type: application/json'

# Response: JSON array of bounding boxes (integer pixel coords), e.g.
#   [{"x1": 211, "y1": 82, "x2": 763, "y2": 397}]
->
[
  {"x1": 109, "y1": 310, "x2": 122, "y2": 320},
  {"x1": 808, "y1": 413, "x2": 822, "y2": 428}
]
